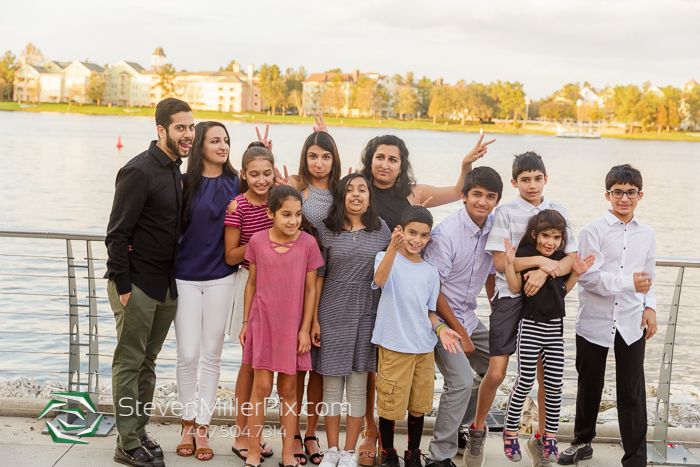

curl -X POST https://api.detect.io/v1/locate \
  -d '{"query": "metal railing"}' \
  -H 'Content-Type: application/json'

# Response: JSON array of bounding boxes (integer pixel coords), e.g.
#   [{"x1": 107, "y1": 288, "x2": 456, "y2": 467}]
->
[{"x1": 0, "y1": 229, "x2": 699, "y2": 465}]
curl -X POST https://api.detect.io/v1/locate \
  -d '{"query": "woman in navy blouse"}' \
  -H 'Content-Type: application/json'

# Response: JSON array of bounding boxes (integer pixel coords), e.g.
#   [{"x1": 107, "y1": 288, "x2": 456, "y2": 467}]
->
[{"x1": 174, "y1": 121, "x2": 240, "y2": 460}]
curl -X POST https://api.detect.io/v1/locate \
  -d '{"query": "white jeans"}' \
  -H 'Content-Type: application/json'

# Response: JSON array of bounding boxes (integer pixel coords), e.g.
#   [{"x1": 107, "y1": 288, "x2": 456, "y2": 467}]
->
[{"x1": 175, "y1": 273, "x2": 236, "y2": 424}]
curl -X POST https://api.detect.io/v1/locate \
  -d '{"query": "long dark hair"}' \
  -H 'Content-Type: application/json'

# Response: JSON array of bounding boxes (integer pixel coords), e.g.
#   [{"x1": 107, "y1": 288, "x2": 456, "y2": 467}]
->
[
  {"x1": 323, "y1": 173, "x2": 383, "y2": 234},
  {"x1": 267, "y1": 186, "x2": 323, "y2": 249},
  {"x1": 518, "y1": 210, "x2": 568, "y2": 252},
  {"x1": 358, "y1": 135, "x2": 416, "y2": 198},
  {"x1": 182, "y1": 121, "x2": 238, "y2": 231},
  {"x1": 240, "y1": 141, "x2": 275, "y2": 193},
  {"x1": 297, "y1": 132, "x2": 342, "y2": 193}
]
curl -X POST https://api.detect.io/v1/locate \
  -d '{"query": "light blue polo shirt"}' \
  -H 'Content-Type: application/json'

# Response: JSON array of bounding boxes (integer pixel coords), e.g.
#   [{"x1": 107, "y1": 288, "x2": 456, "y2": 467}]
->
[{"x1": 371, "y1": 251, "x2": 440, "y2": 354}]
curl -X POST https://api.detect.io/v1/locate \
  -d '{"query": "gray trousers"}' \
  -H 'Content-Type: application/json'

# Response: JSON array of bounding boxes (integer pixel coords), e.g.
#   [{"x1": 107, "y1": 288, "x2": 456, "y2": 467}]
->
[{"x1": 429, "y1": 320, "x2": 490, "y2": 461}]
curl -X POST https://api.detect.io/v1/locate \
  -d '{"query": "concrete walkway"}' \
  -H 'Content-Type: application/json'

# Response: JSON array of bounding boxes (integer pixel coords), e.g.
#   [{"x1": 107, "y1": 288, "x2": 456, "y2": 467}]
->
[{"x1": 1, "y1": 416, "x2": 697, "y2": 467}]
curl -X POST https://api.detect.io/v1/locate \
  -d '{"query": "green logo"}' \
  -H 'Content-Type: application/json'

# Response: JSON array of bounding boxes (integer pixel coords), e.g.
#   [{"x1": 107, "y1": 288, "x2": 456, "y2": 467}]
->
[{"x1": 38, "y1": 392, "x2": 103, "y2": 444}]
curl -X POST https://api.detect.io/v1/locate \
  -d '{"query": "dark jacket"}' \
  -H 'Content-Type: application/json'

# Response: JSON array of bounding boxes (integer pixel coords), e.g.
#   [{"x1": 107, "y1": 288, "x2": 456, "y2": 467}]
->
[
  {"x1": 105, "y1": 141, "x2": 183, "y2": 301},
  {"x1": 517, "y1": 244, "x2": 569, "y2": 322}
]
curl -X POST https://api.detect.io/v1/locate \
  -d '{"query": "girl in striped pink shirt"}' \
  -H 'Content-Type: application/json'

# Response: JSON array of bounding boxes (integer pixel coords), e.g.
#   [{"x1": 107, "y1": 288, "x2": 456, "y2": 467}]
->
[{"x1": 224, "y1": 141, "x2": 276, "y2": 461}]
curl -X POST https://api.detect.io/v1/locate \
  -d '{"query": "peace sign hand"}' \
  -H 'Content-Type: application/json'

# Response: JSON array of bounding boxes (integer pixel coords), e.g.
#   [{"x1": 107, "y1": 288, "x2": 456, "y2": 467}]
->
[
  {"x1": 464, "y1": 134, "x2": 495, "y2": 165},
  {"x1": 389, "y1": 226, "x2": 406, "y2": 252},
  {"x1": 275, "y1": 165, "x2": 291, "y2": 186},
  {"x1": 312, "y1": 111, "x2": 329, "y2": 133},
  {"x1": 413, "y1": 190, "x2": 433, "y2": 207},
  {"x1": 256, "y1": 124, "x2": 273, "y2": 150}
]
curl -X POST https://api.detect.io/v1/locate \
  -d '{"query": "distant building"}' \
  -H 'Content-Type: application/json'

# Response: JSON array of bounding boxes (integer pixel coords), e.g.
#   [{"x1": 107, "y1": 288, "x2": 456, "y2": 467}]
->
[
  {"x1": 151, "y1": 47, "x2": 166, "y2": 72},
  {"x1": 13, "y1": 60, "x2": 104, "y2": 104},
  {"x1": 302, "y1": 69, "x2": 399, "y2": 117},
  {"x1": 13, "y1": 48, "x2": 264, "y2": 111},
  {"x1": 63, "y1": 62, "x2": 106, "y2": 105},
  {"x1": 107, "y1": 61, "x2": 151, "y2": 107}
]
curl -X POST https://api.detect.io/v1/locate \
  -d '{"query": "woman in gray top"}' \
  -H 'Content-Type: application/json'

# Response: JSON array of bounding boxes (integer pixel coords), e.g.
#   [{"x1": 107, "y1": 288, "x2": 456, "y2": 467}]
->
[{"x1": 275, "y1": 117, "x2": 343, "y2": 465}]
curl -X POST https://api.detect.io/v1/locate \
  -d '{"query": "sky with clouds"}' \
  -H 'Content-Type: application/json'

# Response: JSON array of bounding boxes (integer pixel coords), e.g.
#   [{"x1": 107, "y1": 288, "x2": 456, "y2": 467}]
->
[{"x1": 2, "y1": 0, "x2": 698, "y2": 99}]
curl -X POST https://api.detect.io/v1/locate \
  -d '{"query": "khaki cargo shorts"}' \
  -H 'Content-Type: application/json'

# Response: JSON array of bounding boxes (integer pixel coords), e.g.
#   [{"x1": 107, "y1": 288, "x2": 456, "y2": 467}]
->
[{"x1": 376, "y1": 346, "x2": 435, "y2": 420}]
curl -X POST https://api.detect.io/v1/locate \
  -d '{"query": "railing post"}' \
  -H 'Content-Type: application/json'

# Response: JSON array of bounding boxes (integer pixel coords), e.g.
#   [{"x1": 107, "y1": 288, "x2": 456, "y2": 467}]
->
[
  {"x1": 648, "y1": 266, "x2": 699, "y2": 465},
  {"x1": 86, "y1": 240, "x2": 99, "y2": 410},
  {"x1": 66, "y1": 239, "x2": 80, "y2": 394}
]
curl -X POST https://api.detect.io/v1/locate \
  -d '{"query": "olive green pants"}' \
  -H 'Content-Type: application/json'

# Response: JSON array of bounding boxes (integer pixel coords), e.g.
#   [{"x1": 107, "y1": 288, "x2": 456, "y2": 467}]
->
[{"x1": 108, "y1": 281, "x2": 177, "y2": 450}]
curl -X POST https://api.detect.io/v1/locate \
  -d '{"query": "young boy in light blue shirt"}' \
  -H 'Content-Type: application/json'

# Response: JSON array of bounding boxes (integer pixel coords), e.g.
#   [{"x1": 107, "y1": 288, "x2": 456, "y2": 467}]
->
[{"x1": 372, "y1": 206, "x2": 461, "y2": 467}]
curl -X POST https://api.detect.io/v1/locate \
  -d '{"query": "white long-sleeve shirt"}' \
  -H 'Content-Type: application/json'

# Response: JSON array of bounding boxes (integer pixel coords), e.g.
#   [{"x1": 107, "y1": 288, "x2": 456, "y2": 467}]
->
[{"x1": 575, "y1": 210, "x2": 656, "y2": 347}]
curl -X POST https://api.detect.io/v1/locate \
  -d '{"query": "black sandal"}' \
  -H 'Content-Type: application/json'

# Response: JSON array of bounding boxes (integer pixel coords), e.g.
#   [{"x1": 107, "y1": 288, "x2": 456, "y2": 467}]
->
[
  {"x1": 233, "y1": 447, "x2": 265, "y2": 463},
  {"x1": 294, "y1": 435, "x2": 308, "y2": 465},
  {"x1": 304, "y1": 436, "x2": 323, "y2": 465},
  {"x1": 279, "y1": 462, "x2": 301, "y2": 467}
]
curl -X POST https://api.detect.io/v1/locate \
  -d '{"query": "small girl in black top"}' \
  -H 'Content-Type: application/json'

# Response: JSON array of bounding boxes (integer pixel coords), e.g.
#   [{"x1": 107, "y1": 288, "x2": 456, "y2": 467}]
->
[{"x1": 501, "y1": 210, "x2": 594, "y2": 464}]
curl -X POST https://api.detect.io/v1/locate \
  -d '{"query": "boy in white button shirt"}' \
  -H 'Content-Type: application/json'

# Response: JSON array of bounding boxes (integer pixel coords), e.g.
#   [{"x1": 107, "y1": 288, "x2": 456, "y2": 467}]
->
[{"x1": 559, "y1": 164, "x2": 657, "y2": 467}]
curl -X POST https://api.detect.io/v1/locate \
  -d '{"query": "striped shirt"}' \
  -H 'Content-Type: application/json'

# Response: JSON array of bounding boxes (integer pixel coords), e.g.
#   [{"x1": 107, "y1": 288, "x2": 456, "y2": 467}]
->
[
  {"x1": 223, "y1": 193, "x2": 273, "y2": 270},
  {"x1": 484, "y1": 196, "x2": 577, "y2": 299}
]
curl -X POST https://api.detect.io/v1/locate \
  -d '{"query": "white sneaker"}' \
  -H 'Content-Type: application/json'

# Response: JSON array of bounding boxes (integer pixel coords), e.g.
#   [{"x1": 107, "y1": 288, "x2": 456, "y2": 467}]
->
[
  {"x1": 337, "y1": 450, "x2": 358, "y2": 467},
  {"x1": 319, "y1": 447, "x2": 342, "y2": 467}
]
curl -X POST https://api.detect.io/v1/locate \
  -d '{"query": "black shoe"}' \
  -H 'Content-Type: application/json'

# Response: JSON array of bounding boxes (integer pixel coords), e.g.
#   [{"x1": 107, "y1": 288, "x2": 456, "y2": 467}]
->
[
  {"x1": 425, "y1": 459, "x2": 456, "y2": 467},
  {"x1": 140, "y1": 434, "x2": 164, "y2": 459},
  {"x1": 404, "y1": 449, "x2": 422, "y2": 467},
  {"x1": 457, "y1": 430, "x2": 467, "y2": 455},
  {"x1": 381, "y1": 448, "x2": 400, "y2": 467},
  {"x1": 114, "y1": 446, "x2": 165, "y2": 467},
  {"x1": 558, "y1": 443, "x2": 593, "y2": 465}
]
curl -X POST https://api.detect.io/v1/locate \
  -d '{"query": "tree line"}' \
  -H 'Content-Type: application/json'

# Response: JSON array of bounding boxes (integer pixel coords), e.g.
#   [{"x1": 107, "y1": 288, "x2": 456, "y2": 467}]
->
[{"x1": 2, "y1": 44, "x2": 700, "y2": 131}]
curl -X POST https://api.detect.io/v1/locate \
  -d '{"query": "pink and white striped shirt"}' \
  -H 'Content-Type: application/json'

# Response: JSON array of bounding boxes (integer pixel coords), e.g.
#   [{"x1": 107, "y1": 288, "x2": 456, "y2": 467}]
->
[{"x1": 223, "y1": 193, "x2": 273, "y2": 270}]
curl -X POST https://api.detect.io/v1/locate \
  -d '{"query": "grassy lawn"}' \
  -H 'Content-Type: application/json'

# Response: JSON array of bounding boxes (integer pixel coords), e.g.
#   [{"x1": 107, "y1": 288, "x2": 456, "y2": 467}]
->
[{"x1": 2, "y1": 102, "x2": 698, "y2": 142}]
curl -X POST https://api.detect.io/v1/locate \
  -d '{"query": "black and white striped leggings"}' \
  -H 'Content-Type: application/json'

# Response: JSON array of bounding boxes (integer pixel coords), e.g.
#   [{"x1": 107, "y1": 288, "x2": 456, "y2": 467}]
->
[{"x1": 505, "y1": 318, "x2": 564, "y2": 434}]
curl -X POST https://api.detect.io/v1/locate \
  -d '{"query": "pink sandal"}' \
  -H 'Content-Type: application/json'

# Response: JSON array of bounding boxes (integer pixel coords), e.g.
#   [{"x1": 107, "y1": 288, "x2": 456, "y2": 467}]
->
[{"x1": 502, "y1": 432, "x2": 522, "y2": 462}]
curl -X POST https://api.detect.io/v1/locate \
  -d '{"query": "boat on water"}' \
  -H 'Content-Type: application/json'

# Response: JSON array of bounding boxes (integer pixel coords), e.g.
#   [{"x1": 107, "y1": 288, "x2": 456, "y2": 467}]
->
[{"x1": 556, "y1": 128, "x2": 601, "y2": 139}]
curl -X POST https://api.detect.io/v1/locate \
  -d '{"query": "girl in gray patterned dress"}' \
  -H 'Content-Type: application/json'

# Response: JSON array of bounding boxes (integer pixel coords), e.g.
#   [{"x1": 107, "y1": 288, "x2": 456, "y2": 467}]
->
[{"x1": 314, "y1": 174, "x2": 391, "y2": 467}]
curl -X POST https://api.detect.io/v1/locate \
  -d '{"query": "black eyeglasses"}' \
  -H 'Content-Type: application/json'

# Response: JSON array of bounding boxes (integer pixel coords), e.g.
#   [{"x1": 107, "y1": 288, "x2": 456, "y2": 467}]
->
[{"x1": 607, "y1": 189, "x2": 640, "y2": 199}]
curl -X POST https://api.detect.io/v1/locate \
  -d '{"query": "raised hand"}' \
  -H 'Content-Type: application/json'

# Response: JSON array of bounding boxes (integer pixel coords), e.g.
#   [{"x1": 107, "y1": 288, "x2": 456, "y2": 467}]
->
[
  {"x1": 389, "y1": 225, "x2": 406, "y2": 252},
  {"x1": 312, "y1": 111, "x2": 329, "y2": 133},
  {"x1": 347, "y1": 166, "x2": 359, "y2": 175},
  {"x1": 572, "y1": 254, "x2": 595, "y2": 276},
  {"x1": 463, "y1": 134, "x2": 495, "y2": 165},
  {"x1": 274, "y1": 165, "x2": 292, "y2": 186},
  {"x1": 440, "y1": 327, "x2": 463, "y2": 355},
  {"x1": 504, "y1": 238, "x2": 517, "y2": 265},
  {"x1": 256, "y1": 124, "x2": 273, "y2": 150},
  {"x1": 412, "y1": 189, "x2": 434, "y2": 207}
]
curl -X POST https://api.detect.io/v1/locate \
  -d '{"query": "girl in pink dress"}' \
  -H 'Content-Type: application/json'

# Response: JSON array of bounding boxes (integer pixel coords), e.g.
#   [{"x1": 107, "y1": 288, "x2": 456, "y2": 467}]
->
[{"x1": 241, "y1": 186, "x2": 325, "y2": 467}]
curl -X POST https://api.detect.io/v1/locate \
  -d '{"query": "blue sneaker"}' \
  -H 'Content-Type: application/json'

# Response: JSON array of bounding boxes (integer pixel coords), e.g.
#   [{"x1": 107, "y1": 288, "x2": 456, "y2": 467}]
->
[{"x1": 557, "y1": 443, "x2": 592, "y2": 465}]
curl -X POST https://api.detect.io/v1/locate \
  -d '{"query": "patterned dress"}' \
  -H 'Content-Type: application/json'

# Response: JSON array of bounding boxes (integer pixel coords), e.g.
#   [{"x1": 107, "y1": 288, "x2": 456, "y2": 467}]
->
[
  {"x1": 241, "y1": 230, "x2": 324, "y2": 375},
  {"x1": 301, "y1": 184, "x2": 333, "y2": 230},
  {"x1": 312, "y1": 220, "x2": 391, "y2": 376}
]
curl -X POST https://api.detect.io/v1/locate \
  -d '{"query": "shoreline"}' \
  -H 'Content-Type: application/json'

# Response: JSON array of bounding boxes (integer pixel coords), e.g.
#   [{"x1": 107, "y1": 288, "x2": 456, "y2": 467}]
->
[{"x1": 2, "y1": 102, "x2": 699, "y2": 142}]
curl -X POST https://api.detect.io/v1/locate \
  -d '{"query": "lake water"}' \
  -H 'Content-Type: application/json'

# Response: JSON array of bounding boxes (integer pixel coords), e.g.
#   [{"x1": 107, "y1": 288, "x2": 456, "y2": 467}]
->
[{"x1": 0, "y1": 111, "x2": 699, "y2": 405}]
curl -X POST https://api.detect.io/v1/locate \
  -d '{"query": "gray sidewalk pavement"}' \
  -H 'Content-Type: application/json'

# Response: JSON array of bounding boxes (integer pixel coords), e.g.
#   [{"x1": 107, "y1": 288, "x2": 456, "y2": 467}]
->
[{"x1": 1, "y1": 416, "x2": 697, "y2": 467}]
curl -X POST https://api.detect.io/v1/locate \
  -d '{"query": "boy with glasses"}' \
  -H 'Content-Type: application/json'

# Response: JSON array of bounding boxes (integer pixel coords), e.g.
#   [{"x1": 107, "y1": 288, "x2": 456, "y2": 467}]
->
[{"x1": 559, "y1": 164, "x2": 657, "y2": 467}]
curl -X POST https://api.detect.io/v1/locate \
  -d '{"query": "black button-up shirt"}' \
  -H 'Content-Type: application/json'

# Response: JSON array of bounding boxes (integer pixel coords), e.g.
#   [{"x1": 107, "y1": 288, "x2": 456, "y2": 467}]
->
[{"x1": 105, "y1": 141, "x2": 183, "y2": 301}]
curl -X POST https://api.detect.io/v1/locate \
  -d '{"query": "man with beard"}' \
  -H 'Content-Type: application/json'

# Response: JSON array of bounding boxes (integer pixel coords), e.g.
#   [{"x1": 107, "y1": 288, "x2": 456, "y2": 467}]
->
[{"x1": 106, "y1": 98, "x2": 194, "y2": 467}]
